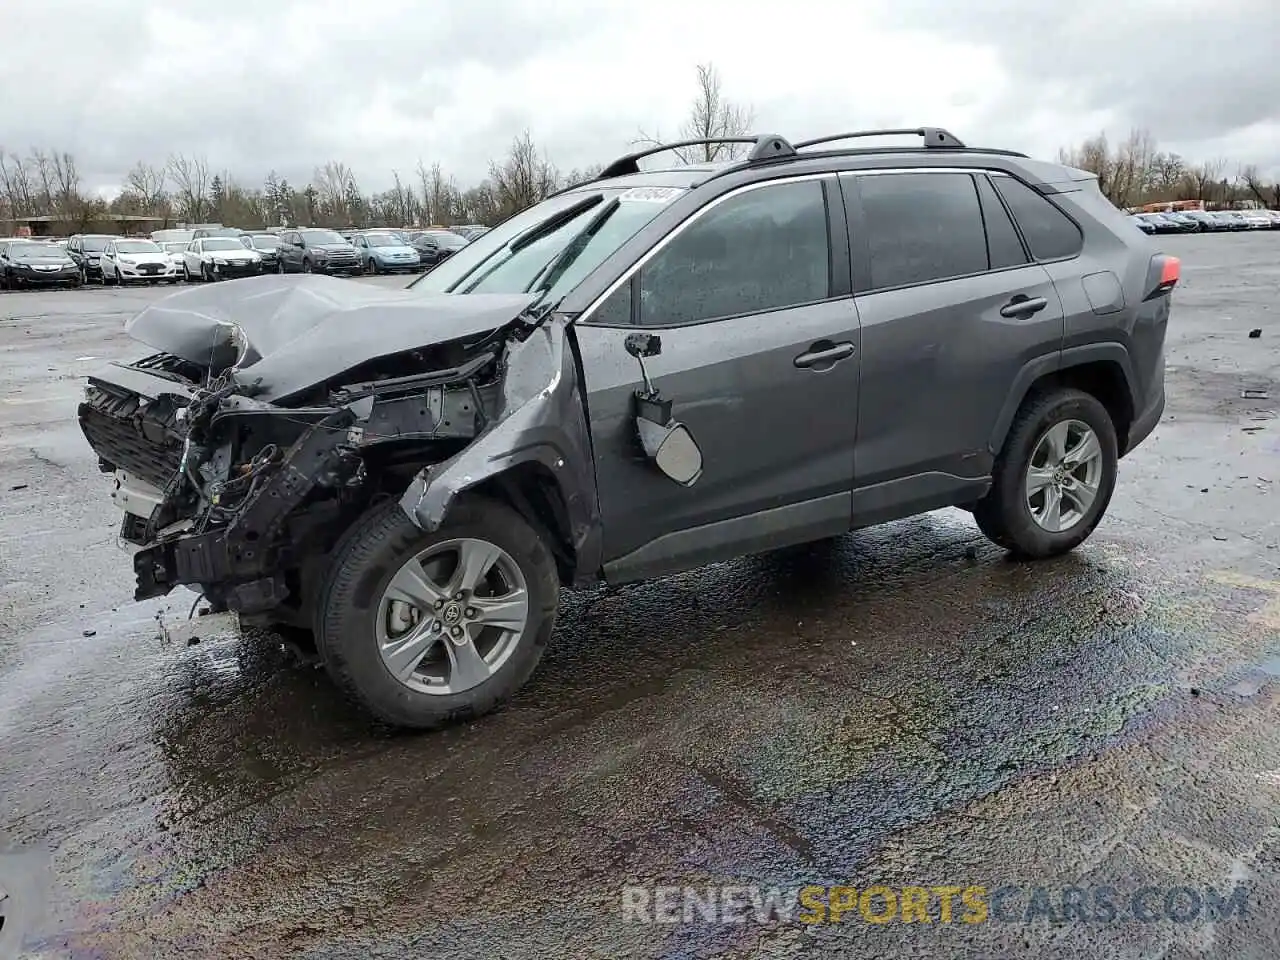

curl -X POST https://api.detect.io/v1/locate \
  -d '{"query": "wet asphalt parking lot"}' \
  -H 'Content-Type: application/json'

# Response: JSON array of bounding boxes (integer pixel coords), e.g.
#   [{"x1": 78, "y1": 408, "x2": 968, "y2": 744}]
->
[{"x1": 1, "y1": 233, "x2": 1278, "y2": 959}]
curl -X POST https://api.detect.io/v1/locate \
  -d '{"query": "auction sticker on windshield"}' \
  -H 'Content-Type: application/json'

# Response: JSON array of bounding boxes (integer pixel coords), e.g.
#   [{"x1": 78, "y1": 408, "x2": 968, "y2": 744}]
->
[{"x1": 617, "y1": 187, "x2": 685, "y2": 203}]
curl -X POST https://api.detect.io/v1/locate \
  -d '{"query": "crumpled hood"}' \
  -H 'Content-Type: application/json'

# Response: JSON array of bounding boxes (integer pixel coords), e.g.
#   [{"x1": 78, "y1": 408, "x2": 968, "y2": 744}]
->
[{"x1": 124, "y1": 273, "x2": 537, "y2": 402}]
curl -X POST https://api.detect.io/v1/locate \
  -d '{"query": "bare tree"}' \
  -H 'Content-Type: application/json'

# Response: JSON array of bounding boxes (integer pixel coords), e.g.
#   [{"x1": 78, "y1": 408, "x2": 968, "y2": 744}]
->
[
  {"x1": 1107, "y1": 129, "x2": 1156, "y2": 209},
  {"x1": 638, "y1": 62, "x2": 755, "y2": 164},
  {"x1": 384, "y1": 170, "x2": 416, "y2": 226},
  {"x1": 489, "y1": 130, "x2": 558, "y2": 216},
  {"x1": 125, "y1": 161, "x2": 168, "y2": 215},
  {"x1": 312, "y1": 161, "x2": 361, "y2": 223},
  {"x1": 417, "y1": 160, "x2": 452, "y2": 225},
  {"x1": 0, "y1": 151, "x2": 35, "y2": 217},
  {"x1": 167, "y1": 153, "x2": 212, "y2": 222},
  {"x1": 1059, "y1": 132, "x2": 1114, "y2": 199},
  {"x1": 29, "y1": 149, "x2": 56, "y2": 213},
  {"x1": 1186, "y1": 158, "x2": 1224, "y2": 202},
  {"x1": 50, "y1": 152, "x2": 83, "y2": 220},
  {"x1": 560, "y1": 164, "x2": 605, "y2": 190},
  {"x1": 1149, "y1": 152, "x2": 1186, "y2": 198}
]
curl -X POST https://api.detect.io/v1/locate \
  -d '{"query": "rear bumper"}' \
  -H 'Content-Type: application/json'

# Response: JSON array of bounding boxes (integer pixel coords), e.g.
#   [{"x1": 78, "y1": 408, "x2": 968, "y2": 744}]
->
[{"x1": 1124, "y1": 377, "x2": 1164, "y2": 457}]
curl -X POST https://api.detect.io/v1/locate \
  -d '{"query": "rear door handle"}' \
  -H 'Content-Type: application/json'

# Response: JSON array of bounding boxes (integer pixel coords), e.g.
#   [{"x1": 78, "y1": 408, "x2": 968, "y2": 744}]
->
[
  {"x1": 794, "y1": 341, "x2": 856, "y2": 369},
  {"x1": 1000, "y1": 295, "x2": 1049, "y2": 318}
]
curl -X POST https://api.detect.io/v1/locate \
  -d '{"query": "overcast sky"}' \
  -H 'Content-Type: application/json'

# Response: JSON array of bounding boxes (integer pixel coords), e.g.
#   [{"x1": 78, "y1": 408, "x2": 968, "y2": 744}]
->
[{"x1": 4, "y1": 0, "x2": 1278, "y2": 196}]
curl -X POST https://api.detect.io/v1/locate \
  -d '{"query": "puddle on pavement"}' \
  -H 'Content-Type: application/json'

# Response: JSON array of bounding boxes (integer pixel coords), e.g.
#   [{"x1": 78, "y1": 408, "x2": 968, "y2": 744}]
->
[{"x1": 1227, "y1": 655, "x2": 1280, "y2": 697}]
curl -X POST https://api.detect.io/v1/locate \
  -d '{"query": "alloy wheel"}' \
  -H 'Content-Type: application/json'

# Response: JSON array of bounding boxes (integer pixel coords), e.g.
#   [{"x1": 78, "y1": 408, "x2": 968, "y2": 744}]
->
[
  {"x1": 375, "y1": 538, "x2": 530, "y2": 696},
  {"x1": 1024, "y1": 419, "x2": 1103, "y2": 533}
]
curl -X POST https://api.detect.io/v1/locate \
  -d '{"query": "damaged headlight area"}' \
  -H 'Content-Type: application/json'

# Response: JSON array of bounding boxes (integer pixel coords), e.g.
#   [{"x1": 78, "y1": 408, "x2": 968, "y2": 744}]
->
[{"x1": 78, "y1": 338, "x2": 506, "y2": 622}]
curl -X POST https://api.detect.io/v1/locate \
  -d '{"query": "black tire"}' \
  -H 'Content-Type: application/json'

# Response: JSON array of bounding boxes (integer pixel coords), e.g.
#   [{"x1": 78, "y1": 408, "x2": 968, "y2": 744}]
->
[
  {"x1": 302, "y1": 259, "x2": 313, "y2": 274},
  {"x1": 277, "y1": 258, "x2": 285, "y2": 274},
  {"x1": 973, "y1": 387, "x2": 1118, "y2": 558},
  {"x1": 316, "y1": 497, "x2": 559, "y2": 729}
]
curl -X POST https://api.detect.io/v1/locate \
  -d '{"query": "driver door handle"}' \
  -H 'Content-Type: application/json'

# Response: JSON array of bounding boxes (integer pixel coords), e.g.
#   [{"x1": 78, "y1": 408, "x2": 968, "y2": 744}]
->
[
  {"x1": 794, "y1": 341, "x2": 856, "y2": 369},
  {"x1": 999, "y1": 295, "x2": 1049, "y2": 318}
]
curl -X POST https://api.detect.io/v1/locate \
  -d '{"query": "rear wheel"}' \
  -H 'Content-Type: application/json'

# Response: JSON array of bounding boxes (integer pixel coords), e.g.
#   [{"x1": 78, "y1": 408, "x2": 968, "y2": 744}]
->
[
  {"x1": 317, "y1": 497, "x2": 559, "y2": 729},
  {"x1": 973, "y1": 387, "x2": 1118, "y2": 558}
]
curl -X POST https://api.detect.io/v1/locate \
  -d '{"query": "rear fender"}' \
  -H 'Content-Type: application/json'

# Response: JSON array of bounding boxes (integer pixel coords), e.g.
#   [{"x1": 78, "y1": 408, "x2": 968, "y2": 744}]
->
[
  {"x1": 399, "y1": 315, "x2": 602, "y2": 584},
  {"x1": 988, "y1": 343, "x2": 1137, "y2": 453}
]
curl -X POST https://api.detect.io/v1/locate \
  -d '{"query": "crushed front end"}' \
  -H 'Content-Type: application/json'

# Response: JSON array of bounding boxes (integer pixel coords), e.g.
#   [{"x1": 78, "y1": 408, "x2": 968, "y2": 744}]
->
[{"x1": 78, "y1": 335, "x2": 505, "y2": 622}]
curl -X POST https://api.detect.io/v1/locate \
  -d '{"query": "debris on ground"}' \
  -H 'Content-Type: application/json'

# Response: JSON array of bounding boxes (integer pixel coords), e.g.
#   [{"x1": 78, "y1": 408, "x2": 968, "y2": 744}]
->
[
  {"x1": 9, "y1": 483, "x2": 27, "y2": 491},
  {"x1": 82, "y1": 629, "x2": 96, "y2": 637},
  {"x1": 1248, "y1": 329, "x2": 1262, "y2": 338},
  {"x1": 1242, "y1": 389, "x2": 1270, "y2": 400}
]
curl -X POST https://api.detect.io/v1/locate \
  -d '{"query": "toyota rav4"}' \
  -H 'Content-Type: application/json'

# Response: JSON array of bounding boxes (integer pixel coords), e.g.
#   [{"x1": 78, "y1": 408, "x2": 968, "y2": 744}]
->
[{"x1": 76, "y1": 127, "x2": 1175, "y2": 729}]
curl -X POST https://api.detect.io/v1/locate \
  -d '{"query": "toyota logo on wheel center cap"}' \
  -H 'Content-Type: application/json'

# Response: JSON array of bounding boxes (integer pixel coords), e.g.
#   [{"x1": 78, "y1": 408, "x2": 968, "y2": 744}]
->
[{"x1": 442, "y1": 602, "x2": 463, "y2": 626}]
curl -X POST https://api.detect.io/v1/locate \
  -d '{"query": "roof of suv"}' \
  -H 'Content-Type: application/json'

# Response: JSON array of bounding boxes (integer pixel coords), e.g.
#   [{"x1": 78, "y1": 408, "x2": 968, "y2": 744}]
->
[{"x1": 572, "y1": 127, "x2": 1094, "y2": 198}]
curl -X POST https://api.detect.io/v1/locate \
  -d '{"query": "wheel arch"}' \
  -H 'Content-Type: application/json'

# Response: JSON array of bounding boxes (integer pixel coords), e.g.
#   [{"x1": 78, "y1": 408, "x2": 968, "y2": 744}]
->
[{"x1": 991, "y1": 345, "x2": 1137, "y2": 457}]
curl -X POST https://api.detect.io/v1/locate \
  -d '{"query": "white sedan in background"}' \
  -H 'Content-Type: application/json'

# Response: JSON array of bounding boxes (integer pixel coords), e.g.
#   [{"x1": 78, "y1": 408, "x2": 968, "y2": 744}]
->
[
  {"x1": 100, "y1": 238, "x2": 181, "y2": 285},
  {"x1": 182, "y1": 237, "x2": 264, "y2": 282}
]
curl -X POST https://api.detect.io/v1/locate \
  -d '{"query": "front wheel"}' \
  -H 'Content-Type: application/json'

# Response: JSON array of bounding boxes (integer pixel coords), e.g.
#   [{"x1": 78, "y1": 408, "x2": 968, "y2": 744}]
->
[
  {"x1": 973, "y1": 387, "x2": 1118, "y2": 558},
  {"x1": 316, "y1": 497, "x2": 560, "y2": 729}
]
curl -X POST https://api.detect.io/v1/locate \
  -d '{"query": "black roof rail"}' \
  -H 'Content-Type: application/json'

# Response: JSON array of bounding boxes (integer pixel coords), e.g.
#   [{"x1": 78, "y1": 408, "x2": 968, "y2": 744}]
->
[
  {"x1": 794, "y1": 127, "x2": 966, "y2": 150},
  {"x1": 597, "y1": 133, "x2": 797, "y2": 178}
]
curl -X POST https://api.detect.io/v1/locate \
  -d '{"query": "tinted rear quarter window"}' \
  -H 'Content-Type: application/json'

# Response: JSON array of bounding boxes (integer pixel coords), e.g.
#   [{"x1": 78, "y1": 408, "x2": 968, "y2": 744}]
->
[
  {"x1": 855, "y1": 172, "x2": 987, "y2": 290},
  {"x1": 993, "y1": 175, "x2": 1083, "y2": 260},
  {"x1": 975, "y1": 174, "x2": 1029, "y2": 270}
]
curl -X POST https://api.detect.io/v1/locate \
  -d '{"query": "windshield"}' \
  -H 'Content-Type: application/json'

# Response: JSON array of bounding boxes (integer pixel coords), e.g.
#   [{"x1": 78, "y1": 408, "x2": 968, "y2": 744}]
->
[
  {"x1": 409, "y1": 187, "x2": 682, "y2": 299},
  {"x1": 302, "y1": 230, "x2": 345, "y2": 245},
  {"x1": 81, "y1": 237, "x2": 110, "y2": 252},
  {"x1": 202, "y1": 238, "x2": 245, "y2": 251},
  {"x1": 363, "y1": 233, "x2": 401, "y2": 247},
  {"x1": 247, "y1": 235, "x2": 280, "y2": 249},
  {"x1": 115, "y1": 240, "x2": 161, "y2": 254},
  {"x1": 161, "y1": 242, "x2": 187, "y2": 253},
  {"x1": 419, "y1": 231, "x2": 466, "y2": 249},
  {"x1": 11, "y1": 243, "x2": 65, "y2": 258}
]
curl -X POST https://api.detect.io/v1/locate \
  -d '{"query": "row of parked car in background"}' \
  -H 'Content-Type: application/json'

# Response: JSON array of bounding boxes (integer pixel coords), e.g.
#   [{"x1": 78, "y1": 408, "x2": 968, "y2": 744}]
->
[
  {"x1": 1128, "y1": 207, "x2": 1280, "y2": 234},
  {"x1": 0, "y1": 223, "x2": 490, "y2": 289}
]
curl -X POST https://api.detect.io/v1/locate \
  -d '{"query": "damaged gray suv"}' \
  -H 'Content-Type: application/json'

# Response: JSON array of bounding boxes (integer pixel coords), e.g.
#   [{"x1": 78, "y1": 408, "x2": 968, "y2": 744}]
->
[{"x1": 77, "y1": 127, "x2": 1177, "y2": 729}]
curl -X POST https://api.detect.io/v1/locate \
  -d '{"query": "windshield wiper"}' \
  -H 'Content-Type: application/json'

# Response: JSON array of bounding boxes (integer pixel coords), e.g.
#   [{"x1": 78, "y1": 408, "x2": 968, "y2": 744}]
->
[
  {"x1": 509, "y1": 193, "x2": 604, "y2": 253},
  {"x1": 421, "y1": 193, "x2": 606, "y2": 295},
  {"x1": 526, "y1": 196, "x2": 621, "y2": 298}
]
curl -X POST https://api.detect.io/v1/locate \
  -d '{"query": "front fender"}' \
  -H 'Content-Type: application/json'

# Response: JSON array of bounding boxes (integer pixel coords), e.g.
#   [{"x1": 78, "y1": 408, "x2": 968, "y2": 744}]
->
[{"x1": 399, "y1": 315, "x2": 602, "y2": 583}]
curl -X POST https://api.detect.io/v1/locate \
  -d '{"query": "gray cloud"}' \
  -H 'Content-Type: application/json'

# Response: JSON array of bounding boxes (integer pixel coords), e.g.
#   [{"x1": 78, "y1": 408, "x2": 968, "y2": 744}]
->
[
  {"x1": 3, "y1": 0, "x2": 1278, "y2": 196},
  {"x1": 872, "y1": 0, "x2": 1280, "y2": 162}
]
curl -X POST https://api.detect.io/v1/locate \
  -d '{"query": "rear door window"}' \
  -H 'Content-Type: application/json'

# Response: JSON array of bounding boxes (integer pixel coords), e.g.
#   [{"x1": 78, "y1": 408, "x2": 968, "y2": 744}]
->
[
  {"x1": 854, "y1": 172, "x2": 989, "y2": 290},
  {"x1": 992, "y1": 174, "x2": 1084, "y2": 260}
]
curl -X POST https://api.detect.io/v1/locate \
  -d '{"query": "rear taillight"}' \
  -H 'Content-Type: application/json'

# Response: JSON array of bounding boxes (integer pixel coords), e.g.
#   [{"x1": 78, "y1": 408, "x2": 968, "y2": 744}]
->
[{"x1": 1143, "y1": 254, "x2": 1180, "y2": 301}]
